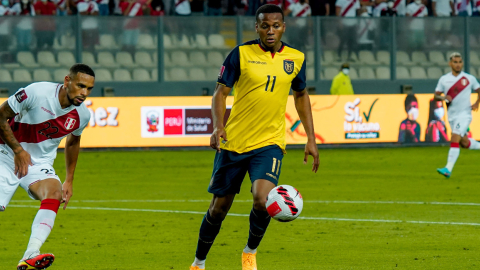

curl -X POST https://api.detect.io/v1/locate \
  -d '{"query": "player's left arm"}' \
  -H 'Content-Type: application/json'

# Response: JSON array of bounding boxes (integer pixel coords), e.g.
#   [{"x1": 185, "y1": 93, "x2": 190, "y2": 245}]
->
[{"x1": 62, "y1": 134, "x2": 81, "y2": 210}]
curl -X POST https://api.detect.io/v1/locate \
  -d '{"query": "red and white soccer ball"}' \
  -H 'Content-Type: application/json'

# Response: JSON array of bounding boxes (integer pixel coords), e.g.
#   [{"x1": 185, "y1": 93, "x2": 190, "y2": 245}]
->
[{"x1": 266, "y1": 185, "x2": 303, "y2": 222}]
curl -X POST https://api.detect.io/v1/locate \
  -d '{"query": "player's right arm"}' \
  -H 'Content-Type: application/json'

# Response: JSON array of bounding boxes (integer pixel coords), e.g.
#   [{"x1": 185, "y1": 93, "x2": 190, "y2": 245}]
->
[
  {"x1": 0, "y1": 101, "x2": 32, "y2": 178},
  {"x1": 434, "y1": 76, "x2": 452, "y2": 103},
  {"x1": 210, "y1": 84, "x2": 232, "y2": 152}
]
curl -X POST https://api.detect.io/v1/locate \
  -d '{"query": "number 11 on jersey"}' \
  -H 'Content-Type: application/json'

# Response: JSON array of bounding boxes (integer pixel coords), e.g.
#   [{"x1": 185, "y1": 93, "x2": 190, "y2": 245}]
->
[{"x1": 265, "y1": 75, "x2": 277, "y2": 92}]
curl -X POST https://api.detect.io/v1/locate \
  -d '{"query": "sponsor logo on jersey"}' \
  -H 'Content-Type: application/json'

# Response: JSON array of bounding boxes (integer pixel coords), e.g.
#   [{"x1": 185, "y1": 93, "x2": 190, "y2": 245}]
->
[
  {"x1": 284, "y1": 60, "x2": 294, "y2": 75},
  {"x1": 64, "y1": 117, "x2": 76, "y2": 130},
  {"x1": 15, "y1": 89, "x2": 28, "y2": 103},
  {"x1": 218, "y1": 65, "x2": 225, "y2": 79},
  {"x1": 248, "y1": 60, "x2": 267, "y2": 65},
  {"x1": 41, "y1": 107, "x2": 55, "y2": 116}
]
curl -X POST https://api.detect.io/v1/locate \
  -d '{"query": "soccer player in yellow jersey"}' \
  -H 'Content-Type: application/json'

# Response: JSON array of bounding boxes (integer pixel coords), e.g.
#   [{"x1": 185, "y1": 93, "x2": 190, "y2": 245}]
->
[{"x1": 189, "y1": 4, "x2": 319, "y2": 270}]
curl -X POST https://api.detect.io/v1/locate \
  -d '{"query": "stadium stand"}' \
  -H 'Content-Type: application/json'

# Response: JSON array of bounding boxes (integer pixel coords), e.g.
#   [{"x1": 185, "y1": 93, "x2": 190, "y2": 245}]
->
[
  {"x1": 396, "y1": 67, "x2": 410, "y2": 79},
  {"x1": 58, "y1": 51, "x2": 76, "y2": 67},
  {"x1": 54, "y1": 69, "x2": 69, "y2": 82},
  {"x1": 116, "y1": 52, "x2": 138, "y2": 68},
  {"x1": 376, "y1": 67, "x2": 390, "y2": 80},
  {"x1": 13, "y1": 69, "x2": 32, "y2": 82},
  {"x1": 98, "y1": 52, "x2": 117, "y2": 68},
  {"x1": 114, "y1": 69, "x2": 132, "y2": 81},
  {"x1": 0, "y1": 70, "x2": 12, "y2": 82},
  {"x1": 133, "y1": 68, "x2": 152, "y2": 81},
  {"x1": 135, "y1": 52, "x2": 156, "y2": 68},
  {"x1": 17, "y1": 52, "x2": 40, "y2": 68},
  {"x1": 95, "y1": 69, "x2": 113, "y2": 82}
]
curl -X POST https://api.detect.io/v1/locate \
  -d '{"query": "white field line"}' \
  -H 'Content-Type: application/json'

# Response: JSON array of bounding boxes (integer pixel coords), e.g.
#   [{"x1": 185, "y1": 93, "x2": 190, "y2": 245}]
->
[
  {"x1": 8, "y1": 204, "x2": 480, "y2": 227},
  {"x1": 10, "y1": 199, "x2": 480, "y2": 206}
]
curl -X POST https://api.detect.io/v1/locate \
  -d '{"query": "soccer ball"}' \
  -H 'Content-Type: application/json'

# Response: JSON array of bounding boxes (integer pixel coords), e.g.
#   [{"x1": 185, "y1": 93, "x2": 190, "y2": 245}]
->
[{"x1": 266, "y1": 185, "x2": 303, "y2": 222}]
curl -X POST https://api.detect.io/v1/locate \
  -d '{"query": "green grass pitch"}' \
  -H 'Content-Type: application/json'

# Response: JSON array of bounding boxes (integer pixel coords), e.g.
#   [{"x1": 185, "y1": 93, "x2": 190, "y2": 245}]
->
[{"x1": 1, "y1": 146, "x2": 480, "y2": 269}]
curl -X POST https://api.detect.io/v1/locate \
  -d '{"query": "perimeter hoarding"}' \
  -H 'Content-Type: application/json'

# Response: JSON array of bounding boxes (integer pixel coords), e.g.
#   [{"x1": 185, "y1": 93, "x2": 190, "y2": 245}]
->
[{"x1": 1, "y1": 94, "x2": 478, "y2": 148}]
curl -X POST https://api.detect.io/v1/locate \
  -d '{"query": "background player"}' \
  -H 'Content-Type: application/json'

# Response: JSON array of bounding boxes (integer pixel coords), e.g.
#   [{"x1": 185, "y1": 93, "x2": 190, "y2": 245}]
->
[
  {"x1": 435, "y1": 52, "x2": 480, "y2": 178},
  {"x1": 189, "y1": 4, "x2": 319, "y2": 270},
  {"x1": 0, "y1": 64, "x2": 94, "y2": 269}
]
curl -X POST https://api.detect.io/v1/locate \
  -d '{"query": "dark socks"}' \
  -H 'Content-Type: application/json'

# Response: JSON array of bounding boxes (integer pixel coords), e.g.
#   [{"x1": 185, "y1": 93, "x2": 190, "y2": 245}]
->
[
  {"x1": 195, "y1": 210, "x2": 224, "y2": 260},
  {"x1": 247, "y1": 208, "x2": 271, "y2": 250}
]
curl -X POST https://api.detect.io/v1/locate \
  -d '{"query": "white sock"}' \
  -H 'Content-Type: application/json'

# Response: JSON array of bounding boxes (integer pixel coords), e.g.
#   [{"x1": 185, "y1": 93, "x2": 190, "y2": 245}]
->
[
  {"x1": 243, "y1": 245, "x2": 257, "y2": 254},
  {"x1": 446, "y1": 145, "x2": 460, "y2": 172},
  {"x1": 192, "y1": 257, "x2": 205, "y2": 268},
  {"x1": 23, "y1": 206, "x2": 58, "y2": 259},
  {"x1": 468, "y1": 138, "x2": 480, "y2": 150}
]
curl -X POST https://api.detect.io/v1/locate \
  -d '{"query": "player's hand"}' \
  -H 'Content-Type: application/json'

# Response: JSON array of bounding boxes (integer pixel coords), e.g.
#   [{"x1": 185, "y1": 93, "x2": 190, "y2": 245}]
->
[
  {"x1": 62, "y1": 180, "x2": 73, "y2": 210},
  {"x1": 472, "y1": 102, "x2": 480, "y2": 112},
  {"x1": 304, "y1": 140, "x2": 319, "y2": 173},
  {"x1": 210, "y1": 127, "x2": 227, "y2": 153},
  {"x1": 445, "y1": 95, "x2": 453, "y2": 103},
  {"x1": 14, "y1": 149, "x2": 32, "y2": 179}
]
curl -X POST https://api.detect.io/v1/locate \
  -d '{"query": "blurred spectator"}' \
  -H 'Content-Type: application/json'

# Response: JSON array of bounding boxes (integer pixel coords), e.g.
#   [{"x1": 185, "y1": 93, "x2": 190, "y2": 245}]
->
[
  {"x1": 425, "y1": 99, "x2": 448, "y2": 143},
  {"x1": 473, "y1": 0, "x2": 479, "y2": 15},
  {"x1": 0, "y1": 0, "x2": 12, "y2": 52},
  {"x1": 373, "y1": 0, "x2": 397, "y2": 16},
  {"x1": 54, "y1": 0, "x2": 67, "y2": 15},
  {"x1": 34, "y1": 0, "x2": 56, "y2": 50},
  {"x1": 15, "y1": 0, "x2": 35, "y2": 51},
  {"x1": 175, "y1": 0, "x2": 191, "y2": 15},
  {"x1": 310, "y1": 0, "x2": 330, "y2": 16},
  {"x1": 246, "y1": 0, "x2": 261, "y2": 15},
  {"x1": 398, "y1": 94, "x2": 420, "y2": 143},
  {"x1": 406, "y1": 0, "x2": 428, "y2": 50},
  {"x1": 357, "y1": 7, "x2": 375, "y2": 50},
  {"x1": 330, "y1": 63, "x2": 354, "y2": 95},
  {"x1": 205, "y1": 0, "x2": 222, "y2": 15},
  {"x1": 150, "y1": 0, "x2": 165, "y2": 15},
  {"x1": 285, "y1": 0, "x2": 311, "y2": 51},
  {"x1": 97, "y1": 0, "x2": 109, "y2": 15},
  {"x1": 78, "y1": 0, "x2": 99, "y2": 50},
  {"x1": 360, "y1": 0, "x2": 374, "y2": 15},
  {"x1": 66, "y1": 0, "x2": 78, "y2": 14},
  {"x1": 391, "y1": 0, "x2": 406, "y2": 16},
  {"x1": 336, "y1": 0, "x2": 360, "y2": 61},
  {"x1": 120, "y1": 0, "x2": 149, "y2": 53},
  {"x1": 373, "y1": 0, "x2": 396, "y2": 49},
  {"x1": 432, "y1": 0, "x2": 454, "y2": 46},
  {"x1": 454, "y1": 0, "x2": 472, "y2": 16}
]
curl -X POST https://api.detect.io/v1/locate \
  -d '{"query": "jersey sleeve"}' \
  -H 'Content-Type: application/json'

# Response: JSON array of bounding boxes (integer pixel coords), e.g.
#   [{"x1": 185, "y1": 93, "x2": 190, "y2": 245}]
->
[
  {"x1": 217, "y1": 46, "x2": 241, "y2": 88},
  {"x1": 7, "y1": 85, "x2": 37, "y2": 114},
  {"x1": 435, "y1": 76, "x2": 445, "y2": 94},
  {"x1": 470, "y1": 75, "x2": 480, "y2": 90},
  {"x1": 72, "y1": 110, "x2": 91, "y2": 136},
  {"x1": 354, "y1": 0, "x2": 360, "y2": 9},
  {"x1": 291, "y1": 59, "x2": 307, "y2": 92}
]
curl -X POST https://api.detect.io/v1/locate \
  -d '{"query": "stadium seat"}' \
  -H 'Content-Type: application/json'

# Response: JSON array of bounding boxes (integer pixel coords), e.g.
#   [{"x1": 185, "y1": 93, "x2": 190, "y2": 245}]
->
[
  {"x1": 307, "y1": 67, "x2": 315, "y2": 80},
  {"x1": 396, "y1": 51, "x2": 413, "y2": 66},
  {"x1": 190, "y1": 51, "x2": 208, "y2": 67},
  {"x1": 54, "y1": 69, "x2": 69, "y2": 82},
  {"x1": 171, "y1": 51, "x2": 191, "y2": 67},
  {"x1": 376, "y1": 51, "x2": 390, "y2": 65},
  {"x1": 207, "y1": 51, "x2": 224, "y2": 67},
  {"x1": 163, "y1": 34, "x2": 173, "y2": 48},
  {"x1": 470, "y1": 67, "x2": 478, "y2": 78},
  {"x1": 470, "y1": 51, "x2": 480, "y2": 66},
  {"x1": 95, "y1": 34, "x2": 118, "y2": 49},
  {"x1": 173, "y1": 34, "x2": 191, "y2": 48},
  {"x1": 339, "y1": 51, "x2": 358, "y2": 63},
  {"x1": 427, "y1": 67, "x2": 443, "y2": 79},
  {"x1": 396, "y1": 67, "x2": 410, "y2": 79},
  {"x1": 133, "y1": 68, "x2": 151, "y2": 81},
  {"x1": 97, "y1": 52, "x2": 117, "y2": 68},
  {"x1": 195, "y1": 34, "x2": 208, "y2": 48},
  {"x1": 135, "y1": 52, "x2": 156, "y2": 68},
  {"x1": 349, "y1": 68, "x2": 358, "y2": 80},
  {"x1": 82, "y1": 52, "x2": 100, "y2": 68},
  {"x1": 306, "y1": 50, "x2": 314, "y2": 66},
  {"x1": 358, "y1": 67, "x2": 375, "y2": 79},
  {"x1": 208, "y1": 34, "x2": 226, "y2": 48},
  {"x1": 162, "y1": 52, "x2": 172, "y2": 67},
  {"x1": 323, "y1": 67, "x2": 338, "y2": 80},
  {"x1": 116, "y1": 52, "x2": 138, "y2": 68},
  {"x1": 411, "y1": 51, "x2": 429, "y2": 66},
  {"x1": 17, "y1": 52, "x2": 39, "y2": 67},
  {"x1": 13, "y1": 69, "x2": 32, "y2": 82},
  {"x1": 428, "y1": 51, "x2": 446, "y2": 66},
  {"x1": 322, "y1": 50, "x2": 337, "y2": 66},
  {"x1": 189, "y1": 68, "x2": 207, "y2": 81},
  {"x1": 0, "y1": 70, "x2": 12, "y2": 82},
  {"x1": 58, "y1": 51, "x2": 76, "y2": 67},
  {"x1": 137, "y1": 34, "x2": 156, "y2": 49},
  {"x1": 38, "y1": 51, "x2": 60, "y2": 67},
  {"x1": 470, "y1": 35, "x2": 478, "y2": 48},
  {"x1": 53, "y1": 35, "x2": 75, "y2": 50},
  {"x1": 169, "y1": 67, "x2": 189, "y2": 81},
  {"x1": 95, "y1": 69, "x2": 112, "y2": 82},
  {"x1": 207, "y1": 68, "x2": 220, "y2": 80},
  {"x1": 113, "y1": 69, "x2": 132, "y2": 81},
  {"x1": 152, "y1": 69, "x2": 158, "y2": 81},
  {"x1": 443, "y1": 67, "x2": 451, "y2": 74},
  {"x1": 410, "y1": 67, "x2": 427, "y2": 79},
  {"x1": 358, "y1": 51, "x2": 378, "y2": 65},
  {"x1": 376, "y1": 67, "x2": 390, "y2": 80},
  {"x1": 33, "y1": 69, "x2": 52, "y2": 81}
]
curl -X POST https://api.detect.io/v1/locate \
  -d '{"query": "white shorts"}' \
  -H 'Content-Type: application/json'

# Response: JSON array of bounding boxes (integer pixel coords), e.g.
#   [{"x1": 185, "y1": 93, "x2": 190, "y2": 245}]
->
[
  {"x1": 449, "y1": 115, "x2": 472, "y2": 137},
  {"x1": 0, "y1": 161, "x2": 61, "y2": 211}
]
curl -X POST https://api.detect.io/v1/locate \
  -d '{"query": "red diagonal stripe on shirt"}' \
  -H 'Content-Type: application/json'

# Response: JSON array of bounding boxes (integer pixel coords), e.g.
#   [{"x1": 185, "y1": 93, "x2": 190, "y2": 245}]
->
[
  {"x1": 446, "y1": 76, "x2": 469, "y2": 101},
  {"x1": 0, "y1": 110, "x2": 80, "y2": 145},
  {"x1": 393, "y1": 0, "x2": 402, "y2": 8},
  {"x1": 341, "y1": 0, "x2": 356, "y2": 16},
  {"x1": 412, "y1": 5, "x2": 425, "y2": 17},
  {"x1": 296, "y1": 5, "x2": 310, "y2": 17}
]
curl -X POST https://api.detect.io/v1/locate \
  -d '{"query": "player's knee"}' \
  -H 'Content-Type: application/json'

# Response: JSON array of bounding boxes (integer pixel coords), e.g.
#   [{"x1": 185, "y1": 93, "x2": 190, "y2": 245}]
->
[
  {"x1": 46, "y1": 189, "x2": 62, "y2": 201},
  {"x1": 209, "y1": 206, "x2": 228, "y2": 221},
  {"x1": 253, "y1": 199, "x2": 267, "y2": 211}
]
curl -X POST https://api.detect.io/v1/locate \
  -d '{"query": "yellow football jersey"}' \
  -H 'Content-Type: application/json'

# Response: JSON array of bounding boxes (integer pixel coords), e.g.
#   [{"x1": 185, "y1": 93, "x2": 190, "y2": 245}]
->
[{"x1": 217, "y1": 39, "x2": 307, "y2": 153}]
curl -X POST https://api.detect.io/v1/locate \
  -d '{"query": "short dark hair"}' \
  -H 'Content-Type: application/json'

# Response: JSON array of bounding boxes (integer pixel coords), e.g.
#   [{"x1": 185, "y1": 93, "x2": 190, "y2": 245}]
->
[
  {"x1": 69, "y1": 63, "x2": 95, "y2": 79},
  {"x1": 255, "y1": 4, "x2": 284, "y2": 23},
  {"x1": 404, "y1": 94, "x2": 417, "y2": 112}
]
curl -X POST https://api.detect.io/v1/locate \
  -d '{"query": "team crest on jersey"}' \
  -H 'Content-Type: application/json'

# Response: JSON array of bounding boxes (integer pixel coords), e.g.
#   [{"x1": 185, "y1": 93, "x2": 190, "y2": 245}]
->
[
  {"x1": 284, "y1": 60, "x2": 294, "y2": 75},
  {"x1": 461, "y1": 78, "x2": 468, "y2": 86},
  {"x1": 64, "y1": 117, "x2": 76, "y2": 130},
  {"x1": 15, "y1": 89, "x2": 28, "y2": 103}
]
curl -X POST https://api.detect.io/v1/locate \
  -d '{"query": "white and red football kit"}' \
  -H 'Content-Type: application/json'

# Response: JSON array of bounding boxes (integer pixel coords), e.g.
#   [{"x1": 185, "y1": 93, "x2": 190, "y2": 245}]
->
[
  {"x1": 454, "y1": 0, "x2": 472, "y2": 15},
  {"x1": 435, "y1": 71, "x2": 480, "y2": 136},
  {"x1": 0, "y1": 82, "x2": 90, "y2": 210},
  {"x1": 392, "y1": 0, "x2": 406, "y2": 16},
  {"x1": 336, "y1": 0, "x2": 360, "y2": 26}
]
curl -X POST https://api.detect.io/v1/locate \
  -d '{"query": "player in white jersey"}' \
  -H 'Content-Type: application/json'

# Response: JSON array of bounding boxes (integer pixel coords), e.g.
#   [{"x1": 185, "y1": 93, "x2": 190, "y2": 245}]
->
[
  {"x1": 0, "y1": 64, "x2": 94, "y2": 270},
  {"x1": 434, "y1": 53, "x2": 480, "y2": 178}
]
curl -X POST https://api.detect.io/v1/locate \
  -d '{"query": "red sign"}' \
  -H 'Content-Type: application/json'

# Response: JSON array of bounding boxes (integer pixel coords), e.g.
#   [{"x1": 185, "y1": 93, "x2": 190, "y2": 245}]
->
[{"x1": 164, "y1": 109, "x2": 183, "y2": 135}]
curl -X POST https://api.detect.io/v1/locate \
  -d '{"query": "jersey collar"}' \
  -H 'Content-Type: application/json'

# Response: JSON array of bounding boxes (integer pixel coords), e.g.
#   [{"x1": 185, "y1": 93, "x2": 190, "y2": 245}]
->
[{"x1": 257, "y1": 39, "x2": 285, "y2": 58}]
